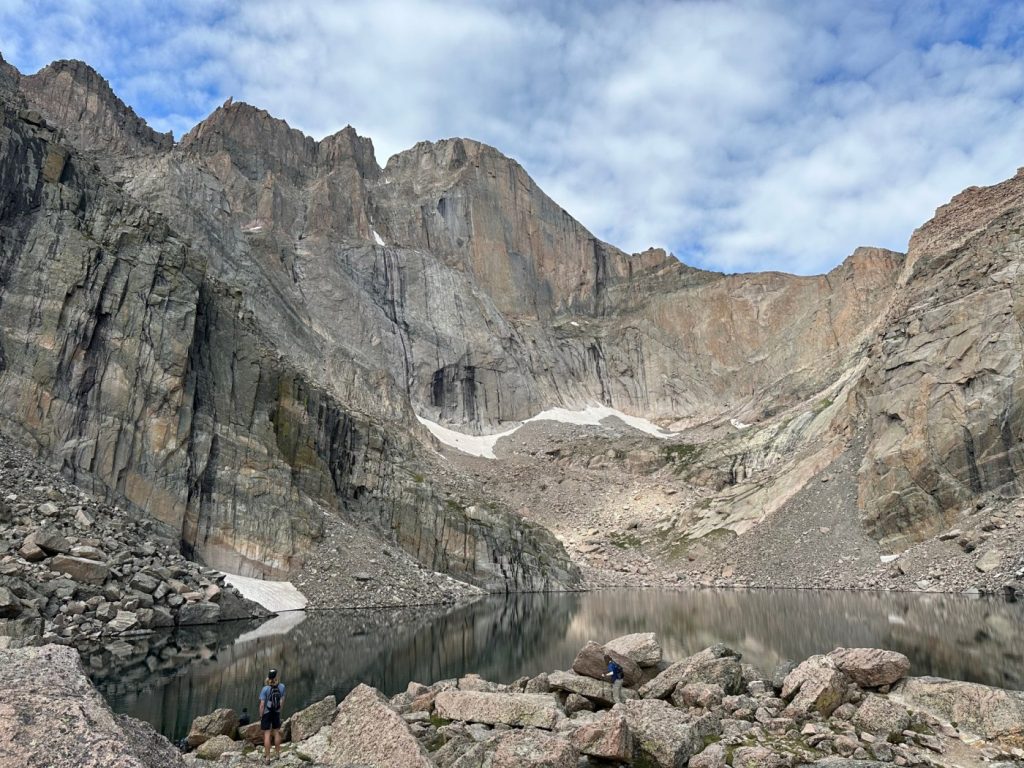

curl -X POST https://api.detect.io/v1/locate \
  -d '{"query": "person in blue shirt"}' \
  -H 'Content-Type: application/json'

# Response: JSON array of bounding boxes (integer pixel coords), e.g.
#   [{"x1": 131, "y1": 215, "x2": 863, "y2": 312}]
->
[
  {"x1": 603, "y1": 654, "x2": 625, "y2": 703},
  {"x1": 258, "y1": 668, "x2": 286, "y2": 761}
]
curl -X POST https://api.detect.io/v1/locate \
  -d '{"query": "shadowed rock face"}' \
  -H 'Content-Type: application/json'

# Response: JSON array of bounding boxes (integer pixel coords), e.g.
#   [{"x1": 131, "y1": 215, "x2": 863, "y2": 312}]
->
[{"x1": 4, "y1": 53, "x2": 1017, "y2": 578}]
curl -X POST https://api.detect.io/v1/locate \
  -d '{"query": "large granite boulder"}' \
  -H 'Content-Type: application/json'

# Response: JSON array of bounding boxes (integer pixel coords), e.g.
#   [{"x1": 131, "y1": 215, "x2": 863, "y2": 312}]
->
[
  {"x1": 186, "y1": 707, "x2": 239, "y2": 748},
  {"x1": 289, "y1": 694, "x2": 337, "y2": 741},
  {"x1": 193, "y1": 734, "x2": 237, "y2": 760},
  {"x1": 828, "y1": 648, "x2": 910, "y2": 688},
  {"x1": 27, "y1": 528, "x2": 71, "y2": 555},
  {"x1": 640, "y1": 644, "x2": 743, "y2": 699},
  {"x1": 435, "y1": 690, "x2": 563, "y2": 729},
  {"x1": 176, "y1": 601, "x2": 222, "y2": 626},
  {"x1": 781, "y1": 655, "x2": 848, "y2": 717},
  {"x1": 622, "y1": 699, "x2": 717, "y2": 768},
  {"x1": 731, "y1": 746, "x2": 788, "y2": 768},
  {"x1": 0, "y1": 644, "x2": 186, "y2": 767},
  {"x1": 569, "y1": 711, "x2": 632, "y2": 762},
  {"x1": 852, "y1": 694, "x2": 910, "y2": 739},
  {"x1": 892, "y1": 676, "x2": 1024, "y2": 746},
  {"x1": 453, "y1": 728, "x2": 579, "y2": 768},
  {"x1": 299, "y1": 683, "x2": 432, "y2": 767},
  {"x1": 604, "y1": 632, "x2": 662, "y2": 668}
]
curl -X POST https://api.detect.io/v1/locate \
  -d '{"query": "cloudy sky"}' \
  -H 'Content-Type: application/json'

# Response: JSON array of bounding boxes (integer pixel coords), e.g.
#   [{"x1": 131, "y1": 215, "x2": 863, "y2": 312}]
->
[{"x1": 3, "y1": 1, "x2": 1024, "y2": 274}]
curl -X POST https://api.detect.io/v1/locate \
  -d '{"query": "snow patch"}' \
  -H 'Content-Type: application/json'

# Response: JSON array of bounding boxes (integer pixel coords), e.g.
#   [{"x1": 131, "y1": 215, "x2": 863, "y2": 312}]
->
[
  {"x1": 221, "y1": 572, "x2": 308, "y2": 612},
  {"x1": 569, "y1": 321, "x2": 580, "y2": 327},
  {"x1": 417, "y1": 404, "x2": 674, "y2": 459},
  {"x1": 372, "y1": 229, "x2": 386, "y2": 246},
  {"x1": 241, "y1": 223, "x2": 263, "y2": 233},
  {"x1": 879, "y1": 554, "x2": 900, "y2": 564},
  {"x1": 730, "y1": 418, "x2": 751, "y2": 430}
]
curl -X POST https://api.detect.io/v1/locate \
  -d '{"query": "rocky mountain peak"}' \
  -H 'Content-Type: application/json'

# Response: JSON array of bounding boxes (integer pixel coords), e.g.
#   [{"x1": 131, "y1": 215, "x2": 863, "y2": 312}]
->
[{"x1": 19, "y1": 58, "x2": 172, "y2": 154}]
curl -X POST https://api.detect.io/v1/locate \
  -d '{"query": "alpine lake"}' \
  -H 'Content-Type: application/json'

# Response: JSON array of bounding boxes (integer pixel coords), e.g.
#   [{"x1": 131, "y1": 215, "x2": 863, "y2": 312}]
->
[{"x1": 84, "y1": 588, "x2": 1024, "y2": 742}]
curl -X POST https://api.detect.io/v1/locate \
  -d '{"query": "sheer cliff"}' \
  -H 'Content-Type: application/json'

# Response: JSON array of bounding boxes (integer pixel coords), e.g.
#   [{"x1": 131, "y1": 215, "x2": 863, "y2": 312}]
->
[{"x1": 2, "y1": 54, "x2": 1019, "y2": 589}]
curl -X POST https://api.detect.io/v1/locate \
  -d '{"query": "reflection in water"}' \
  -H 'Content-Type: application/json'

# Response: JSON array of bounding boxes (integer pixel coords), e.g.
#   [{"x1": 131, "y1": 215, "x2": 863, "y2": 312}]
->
[{"x1": 96, "y1": 589, "x2": 1024, "y2": 741}]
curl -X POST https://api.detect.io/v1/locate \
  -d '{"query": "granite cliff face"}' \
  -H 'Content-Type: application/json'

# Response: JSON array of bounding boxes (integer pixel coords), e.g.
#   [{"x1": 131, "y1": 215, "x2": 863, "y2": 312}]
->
[{"x1": 1, "y1": 54, "x2": 1020, "y2": 588}]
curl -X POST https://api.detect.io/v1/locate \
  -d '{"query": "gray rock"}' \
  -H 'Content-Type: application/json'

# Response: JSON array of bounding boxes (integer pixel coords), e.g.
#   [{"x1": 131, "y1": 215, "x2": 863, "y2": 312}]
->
[
  {"x1": 186, "y1": 707, "x2": 239, "y2": 748},
  {"x1": 128, "y1": 572, "x2": 159, "y2": 594},
  {"x1": 852, "y1": 694, "x2": 910, "y2": 739},
  {"x1": 0, "y1": 586, "x2": 22, "y2": 618},
  {"x1": 435, "y1": 690, "x2": 563, "y2": 729},
  {"x1": 623, "y1": 699, "x2": 716, "y2": 768},
  {"x1": 176, "y1": 601, "x2": 222, "y2": 626},
  {"x1": 49, "y1": 555, "x2": 109, "y2": 585},
  {"x1": 547, "y1": 670, "x2": 637, "y2": 706},
  {"x1": 782, "y1": 655, "x2": 848, "y2": 717},
  {"x1": 106, "y1": 610, "x2": 139, "y2": 634},
  {"x1": 828, "y1": 648, "x2": 910, "y2": 688},
  {"x1": 892, "y1": 676, "x2": 1024, "y2": 745},
  {"x1": 640, "y1": 645, "x2": 743, "y2": 699},
  {"x1": 289, "y1": 695, "x2": 337, "y2": 742},
  {"x1": 27, "y1": 528, "x2": 70, "y2": 555},
  {"x1": 569, "y1": 710, "x2": 631, "y2": 761},
  {"x1": 604, "y1": 632, "x2": 662, "y2": 667}
]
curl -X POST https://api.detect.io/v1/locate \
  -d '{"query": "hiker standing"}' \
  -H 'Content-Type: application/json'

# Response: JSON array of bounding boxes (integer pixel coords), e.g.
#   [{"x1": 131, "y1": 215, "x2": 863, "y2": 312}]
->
[
  {"x1": 259, "y1": 668, "x2": 286, "y2": 761},
  {"x1": 603, "y1": 654, "x2": 624, "y2": 703}
]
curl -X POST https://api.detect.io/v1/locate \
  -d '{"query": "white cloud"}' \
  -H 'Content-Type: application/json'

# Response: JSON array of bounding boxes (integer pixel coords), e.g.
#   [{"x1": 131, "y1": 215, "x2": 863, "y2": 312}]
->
[{"x1": 2, "y1": 1, "x2": 1024, "y2": 275}]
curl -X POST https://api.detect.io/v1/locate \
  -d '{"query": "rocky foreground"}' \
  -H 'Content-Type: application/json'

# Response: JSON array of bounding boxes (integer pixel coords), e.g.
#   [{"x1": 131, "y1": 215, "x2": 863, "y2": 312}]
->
[{"x1": 9, "y1": 633, "x2": 1024, "y2": 768}]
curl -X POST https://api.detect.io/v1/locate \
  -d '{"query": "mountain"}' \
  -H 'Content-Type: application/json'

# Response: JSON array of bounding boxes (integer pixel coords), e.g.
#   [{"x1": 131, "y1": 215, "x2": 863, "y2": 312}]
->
[{"x1": 0, "y1": 54, "x2": 1020, "y2": 599}]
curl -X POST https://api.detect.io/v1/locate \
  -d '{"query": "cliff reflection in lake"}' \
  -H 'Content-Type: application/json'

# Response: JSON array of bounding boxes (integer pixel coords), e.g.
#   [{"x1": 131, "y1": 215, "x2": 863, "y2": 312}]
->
[{"x1": 98, "y1": 589, "x2": 1024, "y2": 741}]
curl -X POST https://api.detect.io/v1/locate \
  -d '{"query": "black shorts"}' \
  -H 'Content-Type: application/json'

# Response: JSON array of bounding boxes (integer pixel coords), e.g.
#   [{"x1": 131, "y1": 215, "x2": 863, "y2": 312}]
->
[{"x1": 260, "y1": 710, "x2": 281, "y2": 731}]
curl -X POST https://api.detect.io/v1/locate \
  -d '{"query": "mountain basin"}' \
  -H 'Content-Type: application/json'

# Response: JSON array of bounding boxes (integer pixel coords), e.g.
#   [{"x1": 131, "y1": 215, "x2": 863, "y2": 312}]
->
[{"x1": 89, "y1": 588, "x2": 1024, "y2": 741}]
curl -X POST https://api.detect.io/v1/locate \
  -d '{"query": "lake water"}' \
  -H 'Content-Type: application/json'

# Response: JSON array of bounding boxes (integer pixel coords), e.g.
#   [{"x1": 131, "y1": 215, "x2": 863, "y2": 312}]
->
[{"x1": 90, "y1": 588, "x2": 1024, "y2": 741}]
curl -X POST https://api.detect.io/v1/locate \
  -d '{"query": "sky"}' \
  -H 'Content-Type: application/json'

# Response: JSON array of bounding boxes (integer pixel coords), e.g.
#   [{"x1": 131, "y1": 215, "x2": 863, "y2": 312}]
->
[{"x1": 3, "y1": 1, "x2": 1024, "y2": 275}]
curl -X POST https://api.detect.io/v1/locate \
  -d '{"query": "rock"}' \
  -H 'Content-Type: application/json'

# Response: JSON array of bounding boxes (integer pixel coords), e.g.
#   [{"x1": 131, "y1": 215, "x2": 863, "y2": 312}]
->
[
  {"x1": 18, "y1": 540, "x2": 46, "y2": 562},
  {"x1": 0, "y1": 643, "x2": 187, "y2": 766},
  {"x1": 176, "y1": 601, "x2": 222, "y2": 625},
  {"x1": 563, "y1": 693, "x2": 593, "y2": 715},
  {"x1": 781, "y1": 655, "x2": 848, "y2": 717},
  {"x1": 892, "y1": 676, "x2": 1024, "y2": 746},
  {"x1": 689, "y1": 742, "x2": 728, "y2": 768},
  {"x1": 732, "y1": 746, "x2": 788, "y2": 768},
  {"x1": 852, "y1": 695, "x2": 910, "y2": 738},
  {"x1": 435, "y1": 689, "x2": 563, "y2": 729},
  {"x1": 70, "y1": 545, "x2": 104, "y2": 561},
  {"x1": 237, "y1": 721, "x2": 263, "y2": 745},
  {"x1": 300, "y1": 683, "x2": 432, "y2": 767},
  {"x1": 0, "y1": 586, "x2": 22, "y2": 618},
  {"x1": 547, "y1": 670, "x2": 636, "y2": 706},
  {"x1": 129, "y1": 572, "x2": 159, "y2": 594},
  {"x1": 671, "y1": 682, "x2": 724, "y2": 709},
  {"x1": 976, "y1": 549, "x2": 1003, "y2": 573},
  {"x1": 623, "y1": 699, "x2": 715, "y2": 767},
  {"x1": 186, "y1": 707, "x2": 239, "y2": 748},
  {"x1": 569, "y1": 711, "x2": 632, "y2": 762},
  {"x1": 49, "y1": 555, "x2": 109, "y2": 585},
  {"x1": 106, "y1": 610, "x2": 139, "y2": 633},
  {"x1": 289, "y1": 694, "x2": 337, "y2": 741},
  {"x1": 604, "y1": 632, "x2": 662, "y2": 667},
  {"x1": 571, "y1": 640, "x2": 607, "y2": 680},
  {"x1": 193, "y1": 734, "x2": 237, "y2": 760},
  {"x1": 828, "y1": 648, "x2": 911, "y2": 688},
  {"x1": 28, "y1": 528, "x2": 70, "y2": 555},
  {"x1": 639, "y1": 645, "x2": 743, "y2": 699},
  {"x1": 473, "y1": 728, "x2": 579, "y2": 768}
]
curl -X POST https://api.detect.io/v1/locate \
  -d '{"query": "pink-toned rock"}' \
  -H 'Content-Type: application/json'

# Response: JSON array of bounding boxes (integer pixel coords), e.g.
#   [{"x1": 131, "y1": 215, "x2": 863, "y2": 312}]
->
[
  {"x1": 569, "y1": 711, "x2": 632, "y2": 761},
  {"x1": 434, "y1": 689, "x2": 563, "y2": 729},
  {"x1": 828, "y1": 647, "x2": 910, "y2": 688},
  {"x1": 604, "y1": 632, "x2": 662, "y2": 668},
  {"x1": 186, "y1": 707, "x2": 238, "y2": 748},
  {"x1": 781, "y1": 656, "x2": 848, "y2": 717},
  {"x1": 299, "y1": 683, "x2": 431, "y2": 767},
  {"x1": 488, "y1": 729, "x2": 579, "y2": 768}
]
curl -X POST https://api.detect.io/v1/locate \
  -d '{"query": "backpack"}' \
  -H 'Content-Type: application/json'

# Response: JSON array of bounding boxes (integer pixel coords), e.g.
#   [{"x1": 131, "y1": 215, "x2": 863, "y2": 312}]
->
[{"x1": 267, "y1": 684, "x2": 282, "y2": 712}]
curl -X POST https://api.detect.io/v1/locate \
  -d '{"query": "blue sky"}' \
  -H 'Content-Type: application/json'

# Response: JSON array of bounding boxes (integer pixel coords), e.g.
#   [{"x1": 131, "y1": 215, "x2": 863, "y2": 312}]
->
[{"x1": 4, "y1": 1, "x2": 1024, "y2": 275}]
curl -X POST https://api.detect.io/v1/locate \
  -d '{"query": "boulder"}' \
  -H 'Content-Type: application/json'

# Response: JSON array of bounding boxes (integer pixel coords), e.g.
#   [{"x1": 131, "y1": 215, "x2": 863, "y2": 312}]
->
[
  {"x1": 828, "y1": 648, "x2": 910, "y2": 688},
  {"x1": 129, "y1": 572, "x2": 159, "y2": 594},
  {"x1": 976, "y1": 548, "x2": 1003, "y2": 572},
  {"x1": 563, "y1": 693, "x2": 593, "y2": 715},
  {"x1": 547, "y1": 670, "x2": 637, "y2": 706},
  {"x1": 623, "y1": 699, "x2": 714, "y2": 767},
  {"x1": 892, "y1": 676, "x2": 1024, "y2": 746},
  {"x1": 0, "y1": 586, "x2": 22, "y2": 618},
  {"x1": 732, "y1": 746, "x2": 788, "y2": 768},
  {"x1": 639, "y1": 645, "x2": 743, "y2": 699},
  {"x1": 70, "y1": 545, "x2": 104, "y2": 561},
  {"x1": 176, "y1": 601, "x2": 222, "y2": 625},
  {"x1": 435, "y1": 690, "x2": 563, "y2": 729},
  {"x1": 569, "y1": 711, "x2": 632, "y2": 762},
  {"x1": 27, "y1": 528, "x2": 70, "y2": 555},
  {"x1": 571, "y1": 640, "x2": 607, "y2": 680},
  {"x1": 852, "y1": 694, "x2": 910, "y2": 739},
  {"x1": 671, "y1": 682, "x2": 724, "y2": 709},
  {"x1": 193, "y1": 734, "x2": 237, "y2": 760},
  {"x1": 237, "y1": 721, "x2": 263, "y2": 745},
  {"x1": 106, "y1": 610, "x2": 139, "y2": 634},
  {"x1": 299, "y1": 683, "x2": 432, "y2": 767},
  {"x1": 18, "y1": 540, "x2": 45, "y2": 562},
  {"x1": 289, "y1": 694, "x2": 337, "y2": 741},
  {"x1": 689, "y1": 743, "x2": 727, "y2": 768},
  {"x1": 480, "y1": 728, "x2": 579, "y2": 768},
  {"x1": 604, "y1": 632, "x2": 662, "y2": 667},
  {"x1": 186, "y1": 707, "x2": 239, "y2": 748},
  {"x1": 49, "y1": 555, "x2": 109, "y2": 585},
  {"x1": 0, "y1": 644, "x2": 187, "y2": 767},
  {"x1": 781, "y1": 655, "x2": 848, "y2": 717}
]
